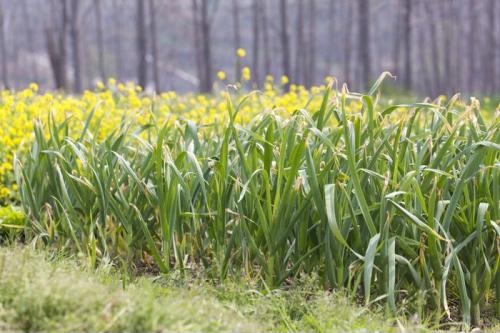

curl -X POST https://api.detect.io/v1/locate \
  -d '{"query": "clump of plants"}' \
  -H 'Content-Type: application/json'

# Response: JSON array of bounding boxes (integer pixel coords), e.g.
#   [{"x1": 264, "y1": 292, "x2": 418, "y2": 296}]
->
[{"x1": 15, "y1": 74, "x2": 500, "y2": 328}]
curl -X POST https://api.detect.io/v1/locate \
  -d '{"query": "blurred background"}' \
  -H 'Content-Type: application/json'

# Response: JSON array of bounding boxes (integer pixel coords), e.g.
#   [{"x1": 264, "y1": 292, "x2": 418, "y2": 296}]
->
[{"x1": 0, "y1": 0, "x2": 498, "y2": 96}]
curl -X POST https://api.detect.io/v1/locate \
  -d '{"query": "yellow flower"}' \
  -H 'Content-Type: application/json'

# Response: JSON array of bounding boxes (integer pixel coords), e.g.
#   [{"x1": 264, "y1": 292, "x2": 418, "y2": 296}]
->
[
  {"x1": 280, "y1": 75, "x2": 289, "y2": 85},
  {"x1": 236, "y1": 48, "x2": 246, "y2": 58},
  {"x1": 217, "y1": 70, "x2": 226, "y2": 81},
  {"x1": 96, "y1": 81, "x2": 105, "y2": 90},
  {"x1": 29, "y1": 83, "x2": 39, "y2": 92},
  {"x1": 242, "y1": 67, "x2": 251, "y2": 81}
]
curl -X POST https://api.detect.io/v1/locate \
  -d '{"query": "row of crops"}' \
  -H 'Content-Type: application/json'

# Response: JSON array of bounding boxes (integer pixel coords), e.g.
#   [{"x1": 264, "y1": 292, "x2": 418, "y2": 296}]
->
[{"x1": 1, "y1": 74, "x2": 499, "y2": 327}]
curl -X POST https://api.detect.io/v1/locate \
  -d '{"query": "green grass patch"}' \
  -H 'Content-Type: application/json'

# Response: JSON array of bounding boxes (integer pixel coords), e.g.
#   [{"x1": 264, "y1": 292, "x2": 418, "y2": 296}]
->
[{"x1": 0, "y1": 245, "x2": 401, "y2": 333}]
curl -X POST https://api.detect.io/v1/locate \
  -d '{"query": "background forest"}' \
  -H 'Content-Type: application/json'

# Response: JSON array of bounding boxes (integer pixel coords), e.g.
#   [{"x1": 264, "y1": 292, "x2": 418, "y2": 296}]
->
[{"x1": 0, "y1": 0, "x2": 498, "y2": 96}]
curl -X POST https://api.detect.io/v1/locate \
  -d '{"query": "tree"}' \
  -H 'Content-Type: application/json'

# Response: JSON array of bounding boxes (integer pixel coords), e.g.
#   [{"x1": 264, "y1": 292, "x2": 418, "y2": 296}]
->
[
  {"x1": 251, "y1": 0, "x2": 260, "y2": 86},
  {"x1": 279, "y1": 0, "x2": 291, "y2": 88},
  {"x1": 425, "y1": 0, "x2": 441, "y2": 95},
  {"x1": 294, "y1": 0, "x2": 305, "y2": 85},
  {"x1": 326, "y1": 0, "x2": 336, "y2": 73},
  {"x1": 69, "y1": 0, "x2": 82, "y2": 92},
  {"x1": 343, "y1": 1, "x2": 353, "y2": 87},
  {"x1": 357, "y1": 0, "x2": 371, "y2": 90},
  {"x1": 403, "y1": 0, "x2": 412, "y2": 90},
  {"x1": 467, "y1": 0, "x2": 476, "y2": 93},
  {"x1": 392, "y1": 0, "x2": 401, "y2": 77},
  {"x1": 46, "y1": 0, "x2": 68, "y2": 90},
  {"x1": 200, "y1": 0, "x2": 213, "y2": 92},
  {"x1": 94, "y1": 0, "x2": 106, "y2": 81},
  {"x1": 306, "y1": 0, "x2": 316, "y2": 86},
  {"x1": 191, "y1": 0, "x2": 213, "y2": 93},
  {"x1": 232, "y1": 0, "x2": 242, "y2": 82},
  {"x1": 149, "y1": 0, "x2": 160, "y2": 91},
  {"x1": 0, "y1": 4, "x2": 8, "y2": 89},
  {"x1": 260, "y1": 0, "x2": 271, "y2": 76},
  {"x1": 136, "y1": 0, "x2": 147, "y2": 88},
  {"x1": 21, "y1": 0, "x2": 39, "y2": 83},
  {"x1": 112, "y1": 0, "x2": 123, "y2": 80},
  {"x1": 485, "y1": 0, "x2": 496, "y2": 94},
  {"x1": 440, "y1": 0, "x2": 451, "y2": 94},
  {"x1": 191, "y1": 0, "x2": 204, "y2": 92}
]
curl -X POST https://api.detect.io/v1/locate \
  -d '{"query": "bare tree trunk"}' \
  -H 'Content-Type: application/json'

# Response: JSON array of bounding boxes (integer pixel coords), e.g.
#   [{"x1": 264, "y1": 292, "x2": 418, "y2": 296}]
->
[
  {"x1": 232, "y1": 0, "x2": 241, "y2": 82},
  {"x1": 453, "y1": 2, "x2": 462, "y2": 93},
  {"x1": 136, "y1": 0, "x2": 147, "y2": 88},
  {"x1": 252, "y1": 0, "x2": 260, "y2": 86},
  {"x1": 46, "y1": 0, "x2": 68, "y2": 90},
  {"x1": 486, "y1": 0, "x2": 496, "y2": 94},
  {"x1": 468, "y1": 0, "x2": 476, "y2": 93},
  {"x1": 112, "y1": 0, "x2": 123, "y2": 80},
  {"x1": 260, "y1": 0, "x2": 271, "y2": 76},
  {"x1": 69, "y1": 0, "x2": 82, "y2": 92},
  {"x1": 94, "y1": 0, "x2": 106, "y2": 81},
  {"x1": 441, "y1": 0, "x2": 451, "y2": 95},
  {"x1": 279, "y1": 0, "x2": 291, "y2": 88},
  {"x1": 0, "y1": 5, "x2": 8, "y2": 89},
  {"x1": 200, "y1": 0, "x2": 212, "y2": 92},
  {"x1": 306, "y1": 0, "x2": 316, "y2": 86},
  {"x1": 425, "y1": 0, "x2": 440, "y2": 95},
  {"x1": 417, "y1": 0, "x2": 432, "y2": 94},
  {"x1": 149, "y1": 0, "x2": 160, "y2": 91},
  {"x1": 403, "y1": 0, "x2": 412, "y2": 90},
  {"x1": 294, "y1": 0, "x2": 305, "y2": 85},
  {"x1": 343, "y1": 1, "x2": 353, "y2": 87},
  {"x1": 326, "y1": 0, "x2": 335, "y2": 73},
  {"x1": 358, "y1": 0, "x2": 371, "y2": 90},
  {"x1": 191, "y1": 0, "x2": 204, "y2": 92},
  {"x1": 21, "y1": 0, "x2": 39, "y2": 83},
  {"x1": 393, "y1": 0, "x2": 401, "y2": 77}
]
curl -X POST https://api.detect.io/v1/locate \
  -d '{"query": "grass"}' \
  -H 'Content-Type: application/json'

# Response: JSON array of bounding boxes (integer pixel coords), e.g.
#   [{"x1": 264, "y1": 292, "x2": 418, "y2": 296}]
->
[
  {"x1": 0, "y1": 245, "x2": 399, "y2": 333},
  {"x1": 9, "y1": 74, "x2": 500, "y2": 329}
]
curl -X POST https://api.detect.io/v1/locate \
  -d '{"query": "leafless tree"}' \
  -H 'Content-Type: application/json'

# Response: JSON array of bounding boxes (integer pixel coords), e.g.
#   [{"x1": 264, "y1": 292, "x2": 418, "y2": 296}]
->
[
  {"x1": 259, "y1": 0, "x2": 271, "y2": 76},
  {"x1": 306, "y1": 0, "x2": 316, "y2": 86},
  {"x1": 136, "y1": 0, "x2": 147, "y2": 88},
  {"x1": 393, "y1": 0, "x2": 401, "y2": 77},
  {"x1": 46, "y1": 0, "x2": 68, "y2": 90},
  {"x1": 425, "y1": 0, "x2": 441, "y2": 94},
  {"x1": 191, "y1": 0, "x2": 203, "y2": 92},
  {"x1": 94, "y1": 0, "x2": 106, "y2": 81},
  {"x1": 358, "y1": 0, "x2": 371, "y2": 90},
  {"x1": 485, "y1": 0, "x2": 496, "y2": 94},
  {"x1": 294, "y1": 0, "x2": 305, "y2": 85},
  {"x1": 69, "y1": 0, "x2": 82, "y2": 92},
  {"x1": 112, "y1": 0, "x2": 123, "y2": 79},
  {"x1": 467, "y1": 0, "x2": 477, "y2": 93},
  {"x1": 200, "y1": 0, "x2": 213, "y2": 92},
  {"x1": 326, "y1": 0, "x2": 336, "y2": 73},
  {"x1": 251, "y1": 0, "x2": 260, "y2": 85},
  {"x1": 403, "y1": 0, "x2": 411, "y2": 90},
  {"x1": 279, "y1": 0, "x2": 291, "y2": 88},
  {"x1": 232, "y1": 0, "x2": 242, "y2": 82},
  {"x1": 149, "y1": 0, "x2": 160, "y2": 91},
  {"x1": 343, "y1": 1, "x2": 353, "y2": 87},
  {"x1": 0, "y1": 4, "x2": 8, "y2": 89},
  {"x1": 191, "y1": 0, "x2": 213, "y2": 93},
  {"x1": 21, "y1": 0, "x2": 39, "y2": 83}
]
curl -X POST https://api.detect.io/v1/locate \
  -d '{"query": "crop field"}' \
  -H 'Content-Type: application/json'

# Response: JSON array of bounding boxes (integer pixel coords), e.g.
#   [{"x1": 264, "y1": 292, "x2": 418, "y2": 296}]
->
[{"x1": 0, "y1": 74, "x2": 498, "y2": 331}]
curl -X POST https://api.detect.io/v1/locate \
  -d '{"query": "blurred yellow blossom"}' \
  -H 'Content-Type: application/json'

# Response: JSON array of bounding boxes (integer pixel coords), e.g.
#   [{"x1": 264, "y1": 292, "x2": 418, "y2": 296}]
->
[
  {"x1": 242, "y1": 67, "x2": 251, "y2": 81},
  {"x1": 217, "y1": 70, "x2": 226, "y2": 81},
  {"x1": 236, "y1": 48, "x2": 246, "y2": 58}
]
